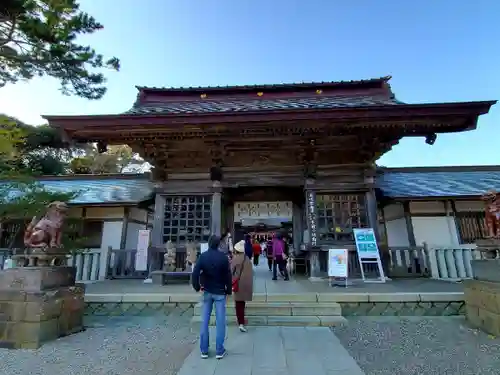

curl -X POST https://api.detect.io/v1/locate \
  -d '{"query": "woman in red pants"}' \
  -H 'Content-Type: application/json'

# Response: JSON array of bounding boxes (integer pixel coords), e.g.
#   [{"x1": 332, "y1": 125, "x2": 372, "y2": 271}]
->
[{"x1": 230, "y1": 240, "x2": 254, "y2": 332}]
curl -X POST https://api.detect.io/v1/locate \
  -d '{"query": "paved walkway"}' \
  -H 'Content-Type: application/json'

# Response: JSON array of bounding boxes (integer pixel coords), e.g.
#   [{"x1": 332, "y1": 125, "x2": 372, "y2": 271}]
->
[
  {"x1": 177, "y1": 326, "x2": 365, "y2": 375},
  {"x1": 85, "y1": 257, "x2": 463, "y2": 297}
]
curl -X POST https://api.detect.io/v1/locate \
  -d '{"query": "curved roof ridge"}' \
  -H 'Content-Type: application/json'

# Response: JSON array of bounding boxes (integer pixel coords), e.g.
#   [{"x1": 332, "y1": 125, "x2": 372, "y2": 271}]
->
[{"x1": 135, "y1": 76, "x2": 393, "y2": 93}]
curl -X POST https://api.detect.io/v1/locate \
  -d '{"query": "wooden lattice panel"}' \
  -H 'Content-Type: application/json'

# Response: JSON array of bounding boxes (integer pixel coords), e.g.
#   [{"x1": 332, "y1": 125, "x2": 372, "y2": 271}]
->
[
  {"x1": 316, "y1": 194, "x2": 368, "y2": 242},
  {"x1": 163, "y1": 195, "x2": 212, "y2": 244}
]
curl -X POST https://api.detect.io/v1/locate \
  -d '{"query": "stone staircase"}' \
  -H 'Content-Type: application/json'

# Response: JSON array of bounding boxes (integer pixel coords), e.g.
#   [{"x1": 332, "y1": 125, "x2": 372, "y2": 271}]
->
[{"x1": 191, "y1": 300, "x2": 347, "y2": 327}]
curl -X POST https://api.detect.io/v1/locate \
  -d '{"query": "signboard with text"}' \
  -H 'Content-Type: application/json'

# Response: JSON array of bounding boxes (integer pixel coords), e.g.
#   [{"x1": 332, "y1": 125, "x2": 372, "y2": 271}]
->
[
  {"x1": 353, "y1": 228, "x2": 379, "y2": 259},
  {"x1": 328, "y1": 248, "x2": 348, "y2": 278},
  {"x1": 135, "y1": 229, "x2": 150, "y2": 271},
  {"x1": 353, "y1": 228, "x2": 386, "y2": 283}
]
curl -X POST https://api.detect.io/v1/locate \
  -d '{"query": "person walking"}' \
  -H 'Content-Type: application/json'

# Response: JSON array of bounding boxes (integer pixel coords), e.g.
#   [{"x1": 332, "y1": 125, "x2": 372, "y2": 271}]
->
[
  {"x1": 271, "y1": 233, "x2": 289, "y2": 281},
  {"x1": 252, "y1": 239, "x2": 261, "y2": 266},
  {"x1": 244, "y1": 234, "x2": 253, "y2": 260},
  {"x1": 266, "y1": 238, "x2": 274, "y2": 271},
  {"x1": 231, "y1": 240, "x2": 254, "y2": 332},
  {"x1": 219, "y1": 230, "x2": 233, "y2": 258},
  {"x1": 191, "y1": 235, "x2": 232, "y2": 359}
]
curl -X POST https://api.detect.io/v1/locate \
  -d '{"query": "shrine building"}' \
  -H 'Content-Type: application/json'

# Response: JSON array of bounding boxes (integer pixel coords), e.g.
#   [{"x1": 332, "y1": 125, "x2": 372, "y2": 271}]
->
[{"x1": 42, "y1": 76, "x2": 496, "y2": 277}]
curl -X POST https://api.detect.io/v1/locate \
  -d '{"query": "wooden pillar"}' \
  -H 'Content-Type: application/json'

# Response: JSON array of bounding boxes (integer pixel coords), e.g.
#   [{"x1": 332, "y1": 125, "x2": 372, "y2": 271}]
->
[
  {"x1": 292, "y1": 204, "x2": 303, "y2": 254},
  {"x1": 366, "y1": 190, "x2": 390, "y2": 276},
  {"x1": 403, "y1": 201, "x2": 417, "y2": 247},
  {"x1": 120, "y1": 207, "x2": 130, "y2": 249},
  {"x1": 152, "y1": 193, "x2": 166, "y2": 247},
  {"x1": 211, "y1": 181, "x2": 222, "y2": 237},
  {"x1": 380, "y1": 203, "x2": 390, "y2": 244},
  {"x1": 365, "y1": 190, "x2": 380, "y2": 240},
  {"x1": 448, "y1": 200, "x2": 462, "y2": 244}
]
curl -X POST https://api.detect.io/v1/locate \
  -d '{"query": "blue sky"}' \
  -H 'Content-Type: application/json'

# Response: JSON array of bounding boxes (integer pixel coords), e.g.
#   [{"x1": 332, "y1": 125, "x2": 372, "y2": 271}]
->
[{"x1": 0, "y1": 0, "x2": 498, "y2": 167}]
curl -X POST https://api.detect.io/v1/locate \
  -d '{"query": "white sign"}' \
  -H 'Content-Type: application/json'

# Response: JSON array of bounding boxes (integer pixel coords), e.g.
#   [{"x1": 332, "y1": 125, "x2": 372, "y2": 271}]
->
[
  {"x1": 233, "y1": 201, "x2": 293, "y2": 222},
  {"x1": 353, "y1": 228, "x2": 379, "y2": 259},
  {"x1": 200, "y1": 243, "x2": 208, "y2": 253},
  {"x1": 135, "y1": 229, "x2": 150, "y2": 271},
  {"x1": 328, "y1": 249, "x2": 348, "y2": 278}
]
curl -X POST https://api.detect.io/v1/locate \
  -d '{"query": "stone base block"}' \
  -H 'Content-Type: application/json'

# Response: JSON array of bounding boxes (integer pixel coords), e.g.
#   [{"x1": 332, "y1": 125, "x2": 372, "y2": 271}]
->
[
  {"x1": 464, "y1": 279, "x2": 500, "y2": 336},
  {"x1": 150, "y1": 271, "x2": 191, "y2": 285},
  {"x1": 0, "y1": 266, "x2": 76, "y2": 292},
  {"x1": 0, "y1": 266, "x2": 85, "y2": 349}
]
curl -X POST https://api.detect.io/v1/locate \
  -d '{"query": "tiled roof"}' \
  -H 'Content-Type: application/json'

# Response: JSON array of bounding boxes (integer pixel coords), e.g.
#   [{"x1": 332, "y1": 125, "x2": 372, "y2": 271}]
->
[
  {"x1": 0, "y1": 178, "x2": 153, "y2": 204},
  {"x1": 136, "y1": 76, "x2": 392, "y2": 93},
  {"x1": 126, "y1": 94, "x2": 403, "y2": 115},
  {"x1": 377, "y1": 168, "x2": 500, "y2": 198}
]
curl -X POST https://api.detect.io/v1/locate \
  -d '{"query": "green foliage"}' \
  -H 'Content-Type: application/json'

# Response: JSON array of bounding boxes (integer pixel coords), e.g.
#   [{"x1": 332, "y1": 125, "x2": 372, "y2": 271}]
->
[
  {"x1": 0, "y1": 0, "x2": 120, "y2": 99},
  {"x1": 0, "y1": 176, "x2": 85, "y2": 251},
  {"x1": 60, "y1": 217, "x2": 92, "y2": 254},
  {"x1": 0, "y1": 177, "x2": 76, "y2": 221},
  {"x1": 0, "y1": 114, "x2": 71, "y2": 175},
  {"x1": 0, "y1": 115, "x2": 26, "y2": 160},
  {"x1": 70, "y1": 144, "x2": 144, "y2": 174}
]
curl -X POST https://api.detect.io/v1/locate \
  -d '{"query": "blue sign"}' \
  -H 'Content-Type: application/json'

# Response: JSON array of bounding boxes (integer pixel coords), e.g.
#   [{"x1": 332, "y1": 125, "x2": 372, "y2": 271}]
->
[{"x1": 353, "y1": 228, "x2": 379, "y2": 259}]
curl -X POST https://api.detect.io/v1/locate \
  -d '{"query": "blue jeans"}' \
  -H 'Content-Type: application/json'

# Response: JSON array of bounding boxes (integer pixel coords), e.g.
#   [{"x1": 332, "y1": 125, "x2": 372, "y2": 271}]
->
[{"x1": 200, "y1": 292, "x2": 227, "y2": 355}]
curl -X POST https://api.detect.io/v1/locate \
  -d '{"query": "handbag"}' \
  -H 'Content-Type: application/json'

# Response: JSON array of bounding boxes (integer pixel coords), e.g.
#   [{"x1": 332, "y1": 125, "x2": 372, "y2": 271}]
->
[{"x1": 232, "y1": 258, "x2": 245, "y2": 293}]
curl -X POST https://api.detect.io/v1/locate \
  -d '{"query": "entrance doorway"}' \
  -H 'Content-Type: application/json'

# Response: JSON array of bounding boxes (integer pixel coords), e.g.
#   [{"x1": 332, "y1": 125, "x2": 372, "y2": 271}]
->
[
  {"x1": 233, "y1": 202, "x2": 294, "y2": 244},
  {"x1": 223, "y1": 187, "x2": 304, "y2": 250}
]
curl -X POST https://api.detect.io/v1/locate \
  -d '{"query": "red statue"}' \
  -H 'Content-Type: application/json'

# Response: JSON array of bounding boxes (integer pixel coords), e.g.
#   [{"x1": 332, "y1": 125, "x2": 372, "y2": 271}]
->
[
  {"x1": 482, "y1": 191, "x2": 500, "y2": 239},
  {"x1": 23, "y1": 201, "x2": 69, "y2": 250}
]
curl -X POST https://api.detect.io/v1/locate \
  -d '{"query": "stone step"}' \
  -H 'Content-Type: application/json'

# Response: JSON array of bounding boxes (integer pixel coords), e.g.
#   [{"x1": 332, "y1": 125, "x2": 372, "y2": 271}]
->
[
  {"x1": 191, "y1": 315, "x2": 347, "y2": 327},
  {"x1": 193, "y1": 301, "x2": 342, "y2": 316}
]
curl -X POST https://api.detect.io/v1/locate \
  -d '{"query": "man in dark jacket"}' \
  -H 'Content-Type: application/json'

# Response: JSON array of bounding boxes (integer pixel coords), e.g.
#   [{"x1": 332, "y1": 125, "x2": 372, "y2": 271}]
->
[{"x1": 192, "y1": 235, "x2": 232, "y2": 359}]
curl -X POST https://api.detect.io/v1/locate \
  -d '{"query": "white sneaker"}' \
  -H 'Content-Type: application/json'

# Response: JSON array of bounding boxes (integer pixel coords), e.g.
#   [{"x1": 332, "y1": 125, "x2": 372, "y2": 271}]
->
[
  {"x1": 239, "y1": 324, "x2": 247, "y2": 332},
  {"x1": 215, "y1": 350, "x2": 226, "y2": 359}
]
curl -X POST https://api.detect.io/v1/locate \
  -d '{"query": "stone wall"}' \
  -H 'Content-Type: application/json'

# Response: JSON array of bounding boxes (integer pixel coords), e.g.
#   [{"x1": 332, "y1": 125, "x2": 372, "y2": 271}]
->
[
  {"x1": 464, "y1": 279, "x2": 500, "y2": 336},
  {"x1": 83, "y1": 301, "x2": 465, "y2": 317}
]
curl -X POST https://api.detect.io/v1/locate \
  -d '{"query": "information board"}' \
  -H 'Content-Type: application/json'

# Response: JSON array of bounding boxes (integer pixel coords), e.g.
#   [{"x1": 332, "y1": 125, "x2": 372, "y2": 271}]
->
[
  {"x1": 353, "y1": 228, "x2": 379, "y2": 259},
  {"x1": 328, "y1": 248, "x2": 348, "y2": 278},
  {"x1": 353, "y1": 228, "x2": 386, "y2": 283},
  {"x1": 135, "y1": 229, "x2": 150, "y2": 271}
]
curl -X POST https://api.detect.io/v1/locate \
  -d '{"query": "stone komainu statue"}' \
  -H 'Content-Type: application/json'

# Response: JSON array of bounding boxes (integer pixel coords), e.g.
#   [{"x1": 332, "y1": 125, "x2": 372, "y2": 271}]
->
[
  {"x1": 185, "y1": 242, "x2": 198, "y2": 271},
  {"x1": 23, "y1": 201, "x2": 69, "y2": 251},
  {"x1": 482, "y1": 191, "x2": 500, "y2": 239},
  {"x1": 163, "y1": 241, "x2": 177, "y2": 271}
]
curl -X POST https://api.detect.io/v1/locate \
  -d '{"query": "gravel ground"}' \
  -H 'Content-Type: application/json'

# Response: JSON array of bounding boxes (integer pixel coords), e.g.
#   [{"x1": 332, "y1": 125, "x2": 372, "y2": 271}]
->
[
  {"x1": 0, "y1": 309, "x2": 198, "y2": 375},
  {"x1": 333, "y1": 316, "x2": 500, "y2": 375}
]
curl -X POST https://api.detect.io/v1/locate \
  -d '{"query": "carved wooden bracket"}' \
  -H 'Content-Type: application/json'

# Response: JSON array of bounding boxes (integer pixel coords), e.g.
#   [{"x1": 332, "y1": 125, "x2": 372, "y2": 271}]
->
[
  {"x1": 209, "y1": 142, "x2": 227, "y2": 166},
  {"x1": 300, "y1": 139, "x2": 319, "y2": 178}
]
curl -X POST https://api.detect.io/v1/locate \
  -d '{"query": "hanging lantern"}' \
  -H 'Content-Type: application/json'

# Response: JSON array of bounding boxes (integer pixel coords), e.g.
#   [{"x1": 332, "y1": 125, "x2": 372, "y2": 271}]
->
[
  {"x1": 257, "y1": 92, "x2": 263, "y2": 97},
  {"x1": 316, "y1": 89, "x2": 323, "y2": 94},
  {"x1": 200, "y1": 93, "x2": 207, "y2": 99}
]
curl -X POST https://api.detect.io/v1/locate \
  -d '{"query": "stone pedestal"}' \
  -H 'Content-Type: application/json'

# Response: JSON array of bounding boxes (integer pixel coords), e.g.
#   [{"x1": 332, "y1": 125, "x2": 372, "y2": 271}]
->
[
  {"x1": 0, "y1": 266, "x2": 85, "y2": 349},
  {"x1": 308, "y1": 249, "x2": 322, "y2": 281},
  {"x1": 464, "y1": 260, "x2": 500, "y2": 336}
]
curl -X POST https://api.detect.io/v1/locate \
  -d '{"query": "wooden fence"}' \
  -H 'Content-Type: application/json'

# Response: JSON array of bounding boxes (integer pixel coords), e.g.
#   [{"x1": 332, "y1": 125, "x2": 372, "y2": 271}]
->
[{"x1": 0, "y1": 243, "x2": 495, "y2": 283}]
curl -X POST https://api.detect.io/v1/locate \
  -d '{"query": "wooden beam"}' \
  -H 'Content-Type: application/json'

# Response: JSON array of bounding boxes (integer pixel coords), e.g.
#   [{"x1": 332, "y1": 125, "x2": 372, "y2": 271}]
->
[
  {"x1": 403, "y1": 201, "x2": 417, "y2": 247},
  {"x1": 120, "y1": 207, "x2": 130, "y2": 249}
]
